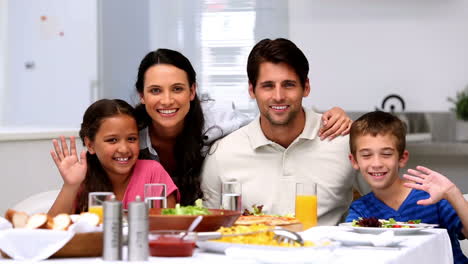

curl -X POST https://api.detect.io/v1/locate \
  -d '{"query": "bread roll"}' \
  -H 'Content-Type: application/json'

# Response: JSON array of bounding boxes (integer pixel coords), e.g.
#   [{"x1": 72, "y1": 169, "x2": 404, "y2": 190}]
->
[
  {"x1": 25, "y1": 213, "x2": 49, "y2": 229},
  {"x1": 11, "y1": 211, "x2": 29, "y2": 228},
  {"x1": 49, "y1": 213, "x2": 72, "y2": 230}
]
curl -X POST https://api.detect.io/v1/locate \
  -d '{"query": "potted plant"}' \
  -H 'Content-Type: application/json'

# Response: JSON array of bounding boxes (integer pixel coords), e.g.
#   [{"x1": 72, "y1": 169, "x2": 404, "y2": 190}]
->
[{"x1": 448, "y1": 87, "x2": 468, "y2": 141}]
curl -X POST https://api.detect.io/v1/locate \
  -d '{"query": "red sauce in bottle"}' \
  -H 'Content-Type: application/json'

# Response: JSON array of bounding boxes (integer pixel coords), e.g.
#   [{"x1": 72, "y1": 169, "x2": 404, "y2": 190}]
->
[{"x1": 148, "y1": 235, "x2": 195, "y2": 257}]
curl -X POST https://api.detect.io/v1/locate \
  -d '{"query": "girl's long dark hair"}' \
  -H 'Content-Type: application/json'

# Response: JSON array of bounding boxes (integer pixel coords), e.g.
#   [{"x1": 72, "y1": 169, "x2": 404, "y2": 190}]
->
[
  {"x1": 135, "y1": 49, "x2": 205, "y2": 206},
  {"x1": 76, "y1": 99, "x2": 136, "y2": 212}
]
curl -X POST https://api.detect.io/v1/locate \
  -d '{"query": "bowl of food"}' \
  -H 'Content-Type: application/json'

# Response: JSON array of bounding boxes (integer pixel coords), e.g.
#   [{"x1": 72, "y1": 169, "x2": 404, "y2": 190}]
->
[
  {"x1": 148, "y1": 230, "x2": 196, "y2": 257},
  {"x1": 148, "y1": 200, "x2": 241, "y2": 232}
]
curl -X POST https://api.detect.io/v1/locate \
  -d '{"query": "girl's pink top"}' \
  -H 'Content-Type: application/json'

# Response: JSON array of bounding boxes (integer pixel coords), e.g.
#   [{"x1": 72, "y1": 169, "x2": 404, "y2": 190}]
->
[{"x1": 122, "y1": 159, "x2": 179, "y2": 209}]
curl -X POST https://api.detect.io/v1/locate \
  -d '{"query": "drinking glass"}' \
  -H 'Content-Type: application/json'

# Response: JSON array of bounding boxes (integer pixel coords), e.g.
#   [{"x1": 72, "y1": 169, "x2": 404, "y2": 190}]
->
[
  {"x1": 221, "y1": 181, "x2": 242, "y2": 211},
  {"x1": 88, "y1": 191, "x2": 114, "y2": 223},
  {"x1": 144, "y1": 183, "x2": 167, "y2": 209},
  {"x1": 295, "y1": 182, "x2": 317, "y2": 230}
]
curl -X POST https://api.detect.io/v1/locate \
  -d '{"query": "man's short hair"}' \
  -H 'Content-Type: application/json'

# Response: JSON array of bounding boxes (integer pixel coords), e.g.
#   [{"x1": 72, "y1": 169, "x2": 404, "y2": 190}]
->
[
  {"x1": 247, "y1": 38, "x2": 309, "y2": 91},
  {"x1": 350, "y1": 111, "x2": 407, "y2": 158}
]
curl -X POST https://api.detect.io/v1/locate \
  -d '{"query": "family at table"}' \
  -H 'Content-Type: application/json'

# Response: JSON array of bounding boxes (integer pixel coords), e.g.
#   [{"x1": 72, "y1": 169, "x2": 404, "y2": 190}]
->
[{"x1": 45, "y1": 38, "x2": 468, "y2": 263}]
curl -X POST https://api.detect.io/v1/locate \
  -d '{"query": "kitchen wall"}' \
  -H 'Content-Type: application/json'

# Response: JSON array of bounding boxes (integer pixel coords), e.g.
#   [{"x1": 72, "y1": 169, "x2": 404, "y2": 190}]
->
[
  {"x1": 0, "y1": 0, "x2": 6, "y2": 124},
  {"x1": 0, "y1": 134, "x2": 83, "y2": 215},
  {"x1": 290, "y1": 0, "x2": 468, "y2": 112},
  {"x1": 99, "y1": 0, "x2": 150, "y2": 105},
  {"x1": 2, "y1": 0, "x2": 97, "y2": 128},
  {"x1": 1, "y1": 0, "x2": 468, "y2": 216}
]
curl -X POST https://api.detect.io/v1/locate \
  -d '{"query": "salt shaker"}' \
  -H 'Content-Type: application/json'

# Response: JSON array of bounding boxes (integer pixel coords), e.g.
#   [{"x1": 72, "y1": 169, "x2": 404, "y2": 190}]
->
[
  {"x1": 103, "y1": 194, "x2": 123, "y2": 261},
  {"x1": 128, "y1": 195, "x2": 149, "y2": 261}
]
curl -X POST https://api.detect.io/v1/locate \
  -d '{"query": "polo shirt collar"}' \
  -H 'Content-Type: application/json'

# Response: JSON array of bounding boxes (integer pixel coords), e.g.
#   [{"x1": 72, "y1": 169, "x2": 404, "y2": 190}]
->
[{"x1": 247, "y1": 108, "x2": 320, "y2": 149}]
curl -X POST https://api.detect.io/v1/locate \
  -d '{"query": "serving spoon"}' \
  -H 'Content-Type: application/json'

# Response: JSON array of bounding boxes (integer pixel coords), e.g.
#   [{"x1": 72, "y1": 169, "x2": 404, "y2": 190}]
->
[{"x1": 180, "y1": 215, "x2": 203, "y2": 240}]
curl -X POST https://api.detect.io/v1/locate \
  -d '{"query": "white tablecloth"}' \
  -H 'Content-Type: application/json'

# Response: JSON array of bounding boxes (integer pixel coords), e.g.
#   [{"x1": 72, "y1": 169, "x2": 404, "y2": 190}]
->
[{"x1": 0, "y1": 226, "x2": 453, "y2": 264}]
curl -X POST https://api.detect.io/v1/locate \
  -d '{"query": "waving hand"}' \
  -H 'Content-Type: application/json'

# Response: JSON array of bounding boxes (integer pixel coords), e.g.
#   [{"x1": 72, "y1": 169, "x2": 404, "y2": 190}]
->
[
  {"x1": 403, "y1": 166, "x2": 455, "y2": 205},
  {"x1": 50, "y1": 136, "x2": 87, "y2": 186}
]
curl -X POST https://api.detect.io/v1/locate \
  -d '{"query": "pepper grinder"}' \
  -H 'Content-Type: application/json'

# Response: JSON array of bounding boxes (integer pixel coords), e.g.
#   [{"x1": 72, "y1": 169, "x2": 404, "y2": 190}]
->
[
  {"x1": 128, "y1": 195, "x2": 149, "y2": 261},
  {"x1": 103, "y1": 194, "x2": 123, "y2": 261}
]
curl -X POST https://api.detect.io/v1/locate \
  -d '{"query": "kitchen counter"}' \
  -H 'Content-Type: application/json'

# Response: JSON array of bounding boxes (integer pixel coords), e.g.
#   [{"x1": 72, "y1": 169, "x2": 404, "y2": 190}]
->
[
  {"x1": 407, "y1": 141, "x2": 468, "y2": 157},
  {"x1": 0, "y1": 127, "x2": 79, "y2": 142}
]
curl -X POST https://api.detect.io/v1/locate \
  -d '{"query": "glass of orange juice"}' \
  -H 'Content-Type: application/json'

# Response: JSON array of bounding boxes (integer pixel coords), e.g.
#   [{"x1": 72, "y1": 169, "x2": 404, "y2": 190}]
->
[
  {"x1": 88, "y1": 192, "x2": 114, "y2": 223},
  {"x1": 295, "y1": 182, "x2": 317, "y2": 230}
]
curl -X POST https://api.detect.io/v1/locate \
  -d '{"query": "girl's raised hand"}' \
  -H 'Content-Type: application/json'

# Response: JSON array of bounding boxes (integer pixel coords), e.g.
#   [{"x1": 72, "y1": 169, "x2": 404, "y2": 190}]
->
[{"x1": 50, "y1": 136, "x2": 87, "y2": 186}]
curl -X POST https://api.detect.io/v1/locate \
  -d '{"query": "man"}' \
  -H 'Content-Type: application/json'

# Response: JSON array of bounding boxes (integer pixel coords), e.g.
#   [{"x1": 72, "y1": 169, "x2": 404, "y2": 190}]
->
[{"x1": 201, "y1": 38, "x2": 369, "y2": 225}]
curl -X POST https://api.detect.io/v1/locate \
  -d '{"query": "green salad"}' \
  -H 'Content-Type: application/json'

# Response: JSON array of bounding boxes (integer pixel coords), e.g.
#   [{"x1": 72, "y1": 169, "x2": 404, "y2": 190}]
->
[{"x1": 161, "y1": 199, "x2": 211, "y2": 215}]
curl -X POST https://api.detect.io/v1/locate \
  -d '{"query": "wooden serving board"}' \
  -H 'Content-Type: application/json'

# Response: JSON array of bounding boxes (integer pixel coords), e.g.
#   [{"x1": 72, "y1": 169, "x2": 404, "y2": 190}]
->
[
  {"x1": 53, "y1": 232, "x2": 103, "y2": 258},
  {"x1": 234, "y1": 215, "x2": 303, "y2": 232},
  {"x1": 1, "y1": 232, "x2": 103, "y2": 259},
  {"x1": 276, "y1": 222, "x2": 303, "y2": 232}
]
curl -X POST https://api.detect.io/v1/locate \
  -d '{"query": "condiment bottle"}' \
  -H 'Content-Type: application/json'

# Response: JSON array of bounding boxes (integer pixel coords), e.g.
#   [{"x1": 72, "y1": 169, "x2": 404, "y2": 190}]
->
[
  {"x1": 103, "y1": 194, "x2": 123, "y2": 261},
  {"x1": 128, "y1": 195, "x2": 149, "y2": 261}
]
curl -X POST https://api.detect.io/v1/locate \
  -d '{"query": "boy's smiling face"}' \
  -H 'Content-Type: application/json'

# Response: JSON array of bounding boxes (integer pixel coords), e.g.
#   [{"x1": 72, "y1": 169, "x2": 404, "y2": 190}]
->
[{"x1": 349, "y1": 133, "x2": 409, "y2": 191}]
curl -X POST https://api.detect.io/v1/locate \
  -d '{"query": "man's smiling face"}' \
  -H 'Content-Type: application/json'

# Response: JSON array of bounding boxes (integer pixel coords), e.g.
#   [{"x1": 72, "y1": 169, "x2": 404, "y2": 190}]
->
[{"x1": 249, "y1": 62, "x2": 310, "y2": 129}]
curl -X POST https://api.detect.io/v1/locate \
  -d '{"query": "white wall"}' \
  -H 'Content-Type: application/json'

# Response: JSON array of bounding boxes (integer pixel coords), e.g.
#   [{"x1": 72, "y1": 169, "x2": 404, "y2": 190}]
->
[
  {"x1": 99, "y1": 0, "x2": 150, "y2": 104},
  {"x1": 0, "y1": 0, "x2": 7, "y2": 126},
  {"x1": 0, "y1": 136, "x2": 84, "y2": 216},
  {"x1": 290, "y1": 0, "x2": 468, "y2": 112}
]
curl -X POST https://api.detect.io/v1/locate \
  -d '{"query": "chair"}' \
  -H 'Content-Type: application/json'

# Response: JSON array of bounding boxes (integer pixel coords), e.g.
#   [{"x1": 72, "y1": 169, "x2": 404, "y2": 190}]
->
[
  {"x1": 461, "y1": 194, "x2": 468, "y2": 256},
  {"x1": 12, "y1": 189, "x2": 60, "y2": 215}
]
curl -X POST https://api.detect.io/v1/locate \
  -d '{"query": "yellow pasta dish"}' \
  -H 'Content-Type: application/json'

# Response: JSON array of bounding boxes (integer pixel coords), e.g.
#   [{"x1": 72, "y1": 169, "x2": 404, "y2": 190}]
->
[{"x1": 213, "y1": 224, "x2": 323, "y2": 247}]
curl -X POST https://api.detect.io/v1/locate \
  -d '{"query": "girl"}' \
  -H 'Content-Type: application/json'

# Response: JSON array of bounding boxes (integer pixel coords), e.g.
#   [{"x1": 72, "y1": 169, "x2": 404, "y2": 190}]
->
[
  {"x1": 135, "y1": 49, "x2": 352, "y2": 206},
  {"x1": 48, "y1": 99, "x2": 177, "y2": 216}
]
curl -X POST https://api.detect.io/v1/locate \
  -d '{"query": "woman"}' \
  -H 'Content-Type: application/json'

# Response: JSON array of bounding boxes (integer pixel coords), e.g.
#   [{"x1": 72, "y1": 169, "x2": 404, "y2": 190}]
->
[{"x1": 135, "y1": 49, "x2": 351, "y2": 205}]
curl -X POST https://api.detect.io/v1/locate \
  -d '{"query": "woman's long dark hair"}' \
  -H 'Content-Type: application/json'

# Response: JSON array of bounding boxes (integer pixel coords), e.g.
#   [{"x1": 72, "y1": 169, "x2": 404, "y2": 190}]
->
[
  {"x1": 135, "y1": 49, "x2": 205, "y2": 206},
  {"x1": 76, "y1": 99, "x2": 136, "y2": 212}
]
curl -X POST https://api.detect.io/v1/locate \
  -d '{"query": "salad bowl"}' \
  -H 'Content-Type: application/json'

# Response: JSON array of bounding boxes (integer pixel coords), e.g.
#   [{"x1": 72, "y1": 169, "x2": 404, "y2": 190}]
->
[{"x1": 148, "y1": 208, "x2": 241, "y2": 232}]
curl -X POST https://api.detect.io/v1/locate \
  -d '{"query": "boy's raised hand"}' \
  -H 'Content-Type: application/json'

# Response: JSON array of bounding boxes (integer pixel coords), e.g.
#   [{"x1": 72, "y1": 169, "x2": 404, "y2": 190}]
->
[
  {"x1": 50, "y1": 136, "x2": 87, "y2": 186},
  {"x1": 403, "y1": 166, "x2": 456, "y2": 205}
]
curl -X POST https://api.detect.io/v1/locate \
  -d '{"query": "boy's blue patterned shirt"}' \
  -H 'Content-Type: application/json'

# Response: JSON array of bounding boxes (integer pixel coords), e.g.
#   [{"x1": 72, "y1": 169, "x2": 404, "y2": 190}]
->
[{"x1": 346, "y1": 189, "x2": 467, "y2": 264}]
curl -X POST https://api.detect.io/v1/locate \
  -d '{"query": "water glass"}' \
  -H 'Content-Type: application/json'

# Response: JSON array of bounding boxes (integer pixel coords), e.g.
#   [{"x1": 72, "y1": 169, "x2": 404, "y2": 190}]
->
[
  {"x1": 221, "y1": 181, "x2": 242, "y2": 212},
  {"x1": 88, "y1": 191, "x2": 114, "y2": 223},
  {"x1": 295, "y1": 182, "x2": 317, "y2": 230},
  {"x1": 144, "y1": 183, "x2": 167, "y2": 209}
]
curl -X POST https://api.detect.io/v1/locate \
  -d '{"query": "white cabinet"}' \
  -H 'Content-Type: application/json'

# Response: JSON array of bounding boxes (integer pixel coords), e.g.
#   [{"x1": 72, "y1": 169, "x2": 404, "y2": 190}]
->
[{"x1": 2, "y1": 0, "x2": 97, "y2": 128}]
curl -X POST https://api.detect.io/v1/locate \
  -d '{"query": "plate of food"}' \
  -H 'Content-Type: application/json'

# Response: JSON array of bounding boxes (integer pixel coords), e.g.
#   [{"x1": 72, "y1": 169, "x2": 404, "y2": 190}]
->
[
  {"x1": 148, "y1": 200, "x2": 241, "y2": 232},
  {"x1": 339, "y1": 217, "x2": 437, "y2": 235},
  {"x1": 196, "y1": 224, "x2": 335, "y2": 254}
]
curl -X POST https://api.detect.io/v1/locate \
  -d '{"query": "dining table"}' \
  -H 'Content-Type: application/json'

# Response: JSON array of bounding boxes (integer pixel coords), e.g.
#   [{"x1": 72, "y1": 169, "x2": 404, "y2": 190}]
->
[{"x1": 0, "y1": 226, "x2": 453, "y2": 264}]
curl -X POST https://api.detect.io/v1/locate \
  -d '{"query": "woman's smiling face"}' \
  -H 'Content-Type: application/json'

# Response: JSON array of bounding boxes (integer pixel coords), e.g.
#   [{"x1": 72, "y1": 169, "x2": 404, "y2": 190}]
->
[{"x1": 139, "y1": 64, "x2": 195, "y2": 132}]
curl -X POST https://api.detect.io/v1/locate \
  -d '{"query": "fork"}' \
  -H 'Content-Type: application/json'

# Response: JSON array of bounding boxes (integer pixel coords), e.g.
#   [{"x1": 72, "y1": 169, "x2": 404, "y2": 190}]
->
[{"x1": 197, "y1": 227, "x2": 304, "y2": 246}]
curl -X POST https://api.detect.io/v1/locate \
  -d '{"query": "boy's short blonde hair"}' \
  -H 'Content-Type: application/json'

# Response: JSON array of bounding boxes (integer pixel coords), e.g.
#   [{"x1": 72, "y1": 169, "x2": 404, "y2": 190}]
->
[{"x1": 350, "y1": 111, "x2": 407, "y2": 158}]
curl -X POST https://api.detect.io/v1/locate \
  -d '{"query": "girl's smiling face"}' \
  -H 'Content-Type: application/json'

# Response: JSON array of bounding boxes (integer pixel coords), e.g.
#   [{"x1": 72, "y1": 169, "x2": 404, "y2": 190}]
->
[
  {"x1": 85, "y1": 114, "x2": 139, "y2": 180},
  {"x1": 139, "y1": 64, "x2": 195, "y2": 133}
]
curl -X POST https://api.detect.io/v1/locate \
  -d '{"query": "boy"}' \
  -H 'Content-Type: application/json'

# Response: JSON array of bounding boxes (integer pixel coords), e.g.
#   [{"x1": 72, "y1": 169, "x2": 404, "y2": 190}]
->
[{"x1": 346, "y1": 111, "x2": 468, "y2": 264}]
